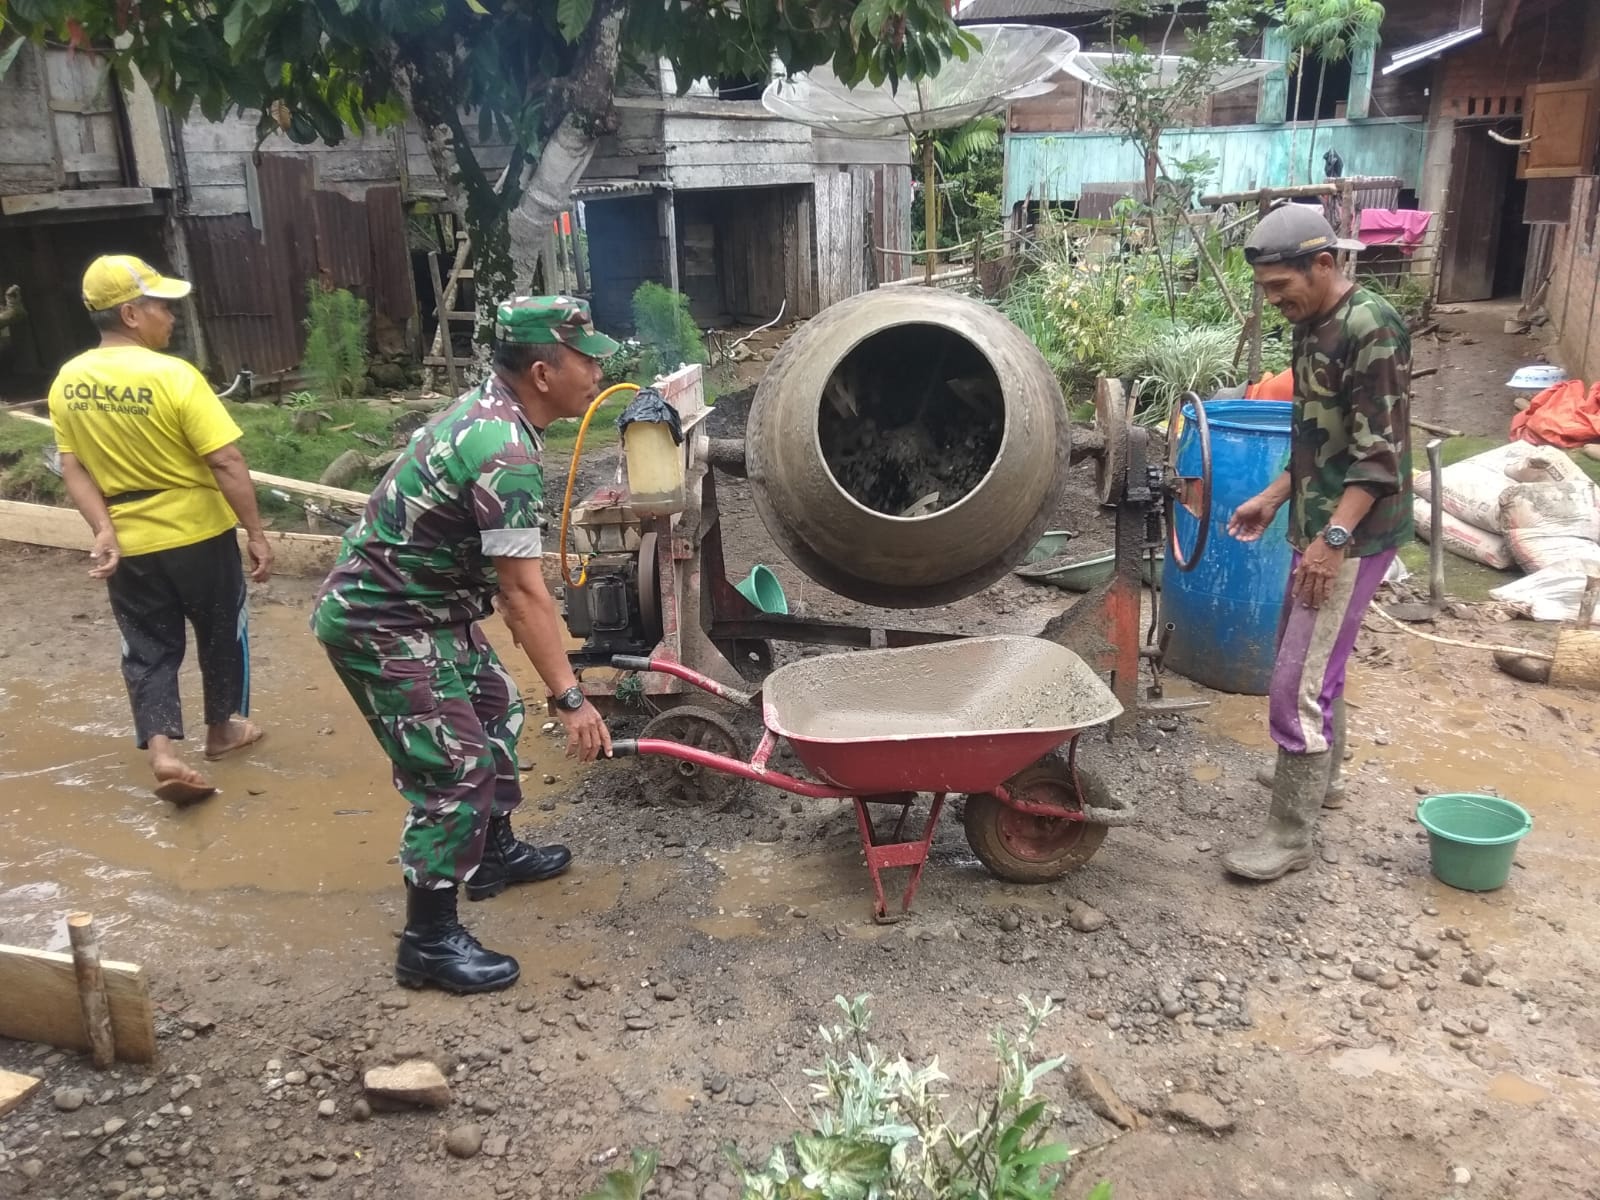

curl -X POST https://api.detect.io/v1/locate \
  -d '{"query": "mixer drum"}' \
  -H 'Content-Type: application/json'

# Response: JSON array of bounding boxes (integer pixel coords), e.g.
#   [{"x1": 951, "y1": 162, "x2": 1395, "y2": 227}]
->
[{"x1": 745, "y1": 288, "x2": 1071, "y2": 608}]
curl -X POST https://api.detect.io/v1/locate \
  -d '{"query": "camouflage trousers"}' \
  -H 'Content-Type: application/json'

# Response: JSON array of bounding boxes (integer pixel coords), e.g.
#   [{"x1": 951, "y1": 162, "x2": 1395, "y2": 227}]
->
[{"x1": 322, "y1": 623, "x2": 525, "y2": 888}]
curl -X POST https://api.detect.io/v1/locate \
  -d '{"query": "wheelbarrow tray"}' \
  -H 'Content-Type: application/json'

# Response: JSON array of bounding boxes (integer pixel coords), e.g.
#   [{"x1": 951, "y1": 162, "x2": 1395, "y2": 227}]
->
[{"x1": 762, "y1": 635, "x2": 1123, "y2": 795}]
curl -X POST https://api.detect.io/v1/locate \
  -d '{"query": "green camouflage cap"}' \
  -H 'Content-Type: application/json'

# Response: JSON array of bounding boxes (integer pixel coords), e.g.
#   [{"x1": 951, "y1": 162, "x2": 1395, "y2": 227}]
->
[{"x1": 494, "y1": 294, "x2": 620, "y2": 358}]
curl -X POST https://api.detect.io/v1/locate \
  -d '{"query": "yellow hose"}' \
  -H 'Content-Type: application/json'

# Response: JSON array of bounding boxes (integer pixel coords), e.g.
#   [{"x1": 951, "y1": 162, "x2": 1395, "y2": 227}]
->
[{"x1": 559, "y1": 382, "x2": 640, "y2": 590}]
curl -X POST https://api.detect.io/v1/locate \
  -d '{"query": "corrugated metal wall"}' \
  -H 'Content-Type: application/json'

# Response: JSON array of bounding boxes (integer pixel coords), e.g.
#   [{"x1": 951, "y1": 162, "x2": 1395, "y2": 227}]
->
[{"x1": 182, "y1": 157, "x2": 415, "y2": 379}]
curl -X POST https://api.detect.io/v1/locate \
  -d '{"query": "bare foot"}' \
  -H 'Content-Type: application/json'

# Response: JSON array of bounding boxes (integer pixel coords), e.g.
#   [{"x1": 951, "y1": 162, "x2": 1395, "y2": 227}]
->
[
  {"x1": 152, "y1": 757, "x2": 217, "y2": 807},
  {"x1": 204, "y1": 718, "x2": 265, "y2": 762}
]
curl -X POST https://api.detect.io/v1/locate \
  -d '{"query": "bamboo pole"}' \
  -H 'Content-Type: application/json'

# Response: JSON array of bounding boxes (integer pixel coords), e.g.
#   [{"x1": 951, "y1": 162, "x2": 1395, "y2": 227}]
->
[
  {"x1": 922, "y1": 134, "x2": 938, "y2": 285},
  {"x1": 67, "y1": 913, "x2": 115, "y2": 1069},
  {"x1": 1370, "y1": 605, "x2": 1551, "y2": 660}
]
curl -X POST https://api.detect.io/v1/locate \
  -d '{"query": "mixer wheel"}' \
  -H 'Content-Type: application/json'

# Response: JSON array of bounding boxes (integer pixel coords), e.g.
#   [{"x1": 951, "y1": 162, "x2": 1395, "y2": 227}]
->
[
  {"x1": 638, "y1": 706, "x2": 747, "y2": 810},
  {"x1": 963, "y1": 761, "x2": 1110, "y2": 883}
]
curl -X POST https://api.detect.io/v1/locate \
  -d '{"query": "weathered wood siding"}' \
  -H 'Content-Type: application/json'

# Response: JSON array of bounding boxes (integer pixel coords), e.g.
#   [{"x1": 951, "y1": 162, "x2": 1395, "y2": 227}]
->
[
  {"x1": 1005, "y1": 117, "x2": 1426, "y2": 209},
  {"x1": 662, "y1": 111, "x2": 812, "y2": 191},
  {"x1": 814, "y1": 162, "x2": 911, "y2": 308},
  {"x1": 0, "y1": 45, "x2": 59, "y2": 196},
  {"x1": 178, "y1": 112, "x2": 410, "y2": 217}
]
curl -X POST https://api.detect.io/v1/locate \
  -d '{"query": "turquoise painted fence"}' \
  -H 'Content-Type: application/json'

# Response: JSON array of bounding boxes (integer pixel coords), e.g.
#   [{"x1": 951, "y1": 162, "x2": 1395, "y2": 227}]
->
[{"x1": 1004, "y1": 118, "x2": 1428, "y2": 211}]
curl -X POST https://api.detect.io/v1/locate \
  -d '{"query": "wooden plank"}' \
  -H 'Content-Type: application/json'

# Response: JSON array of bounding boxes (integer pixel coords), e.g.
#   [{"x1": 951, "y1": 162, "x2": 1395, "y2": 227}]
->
[
  {"x1": 0, "y1": 943, "x2": 155, "y2": 1065},
  {"x1": 0, "y1": 1069, "x2": 44, "y2": 1118},
  {"x1": 3, "y1": 413, "x2": 370, "y2": 507},
  {"x1": 811, "y1": 135, "x2": 912, "y2": 167},
  {"x1": 0, "y1": 187, "x2": 154, "y2": 215},
  {"x1": 0, "y1": 500, "x2": 342, "y2": 578}
]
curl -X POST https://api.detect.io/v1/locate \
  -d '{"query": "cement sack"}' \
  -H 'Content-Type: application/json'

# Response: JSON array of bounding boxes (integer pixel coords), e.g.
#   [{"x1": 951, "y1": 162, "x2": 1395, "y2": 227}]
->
[
  {"x1": 1414, "y1": 496, "x2": 1515, "y2": 571},
  {"x1": 1491, "y1": 567, "x2": 1600, "y2": 625},
  {"x1": 1497, "y1": 480, "x2": 1600, "y2": 574},
  {"x1": 1415, "y1": 443, "x2": 1586, "y2": 533}
]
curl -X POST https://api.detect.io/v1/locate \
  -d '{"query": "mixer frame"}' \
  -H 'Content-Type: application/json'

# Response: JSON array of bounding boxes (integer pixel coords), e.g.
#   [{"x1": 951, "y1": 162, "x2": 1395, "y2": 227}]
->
[{"x1": 560, "y1": 368, "x2": 1211, "y2": 738}]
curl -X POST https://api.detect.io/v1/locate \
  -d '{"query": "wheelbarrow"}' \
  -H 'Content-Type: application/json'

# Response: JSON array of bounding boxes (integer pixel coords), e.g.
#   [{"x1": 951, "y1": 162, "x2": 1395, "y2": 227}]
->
[{"x1": 606, "y1": 635, "x2": 1128, "y2": 920}]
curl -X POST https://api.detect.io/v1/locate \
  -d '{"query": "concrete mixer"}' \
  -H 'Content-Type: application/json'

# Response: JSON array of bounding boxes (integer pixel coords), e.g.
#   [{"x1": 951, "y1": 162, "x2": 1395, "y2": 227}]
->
[{"x1": 553, "y1": 288, "x2": 1213, "y2": 815}]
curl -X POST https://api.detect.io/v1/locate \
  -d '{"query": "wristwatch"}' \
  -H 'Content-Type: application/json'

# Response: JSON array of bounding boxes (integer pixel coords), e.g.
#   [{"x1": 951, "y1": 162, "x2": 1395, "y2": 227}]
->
[
  {"x1": 552, "y1": 685, "x2": 586, "y2": 712},
  {"x1": 1322, "y1": 524, "x2": 1352, "y2": 550}
]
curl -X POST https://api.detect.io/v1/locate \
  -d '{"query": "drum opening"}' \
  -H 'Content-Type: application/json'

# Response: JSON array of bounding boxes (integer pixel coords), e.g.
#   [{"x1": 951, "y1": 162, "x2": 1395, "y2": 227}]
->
[{"x1": 817, "y1": 323, "x2": 1004, "y2": 518}]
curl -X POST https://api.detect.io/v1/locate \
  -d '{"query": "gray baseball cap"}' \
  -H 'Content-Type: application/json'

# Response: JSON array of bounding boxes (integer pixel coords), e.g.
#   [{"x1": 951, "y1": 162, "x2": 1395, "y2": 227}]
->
[{"x1": 1243, "y1": 202, "x2": 1364, "y2": 264}]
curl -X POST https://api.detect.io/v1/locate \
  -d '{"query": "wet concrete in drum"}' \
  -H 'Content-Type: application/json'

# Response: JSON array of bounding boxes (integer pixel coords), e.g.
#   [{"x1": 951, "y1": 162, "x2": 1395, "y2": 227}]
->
[{"x1": 2, "y1": 538, "x2": 1600, "y2": 1191}]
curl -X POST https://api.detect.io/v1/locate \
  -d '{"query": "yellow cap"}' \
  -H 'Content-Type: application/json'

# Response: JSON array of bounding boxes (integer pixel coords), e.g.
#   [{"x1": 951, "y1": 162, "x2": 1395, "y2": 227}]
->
[{"x1": 81, "y1": 255, "x2": 192, "y2": 312}]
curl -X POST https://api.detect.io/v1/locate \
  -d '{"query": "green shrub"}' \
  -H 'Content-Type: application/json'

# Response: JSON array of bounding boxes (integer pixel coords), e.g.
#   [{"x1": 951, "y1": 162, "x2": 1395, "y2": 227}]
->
[
  {"x1": 581, "y1": 994, "x2": 1111, "y2": 1200},
  {"x1": 301, "y1": 282, "x2": 370, "y2": 401},
  {"x1": 631, "y1": 282, "x2": 705, "y2": 381}
]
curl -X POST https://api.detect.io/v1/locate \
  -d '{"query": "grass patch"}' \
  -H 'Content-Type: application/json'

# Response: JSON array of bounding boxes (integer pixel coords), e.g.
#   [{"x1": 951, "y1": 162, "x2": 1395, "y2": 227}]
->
[
  {"x1": 0, "y1": 415, "x2": 62, "y2": 503},
  {"x1": 1396, "y1": 539, "x2": 1513, "y2": 604}
]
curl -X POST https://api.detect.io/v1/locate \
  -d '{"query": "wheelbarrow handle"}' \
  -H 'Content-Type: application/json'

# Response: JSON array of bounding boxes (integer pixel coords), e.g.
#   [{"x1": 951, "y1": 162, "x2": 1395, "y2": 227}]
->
[
  {"x1": 609, "y1": 739, "x2": 639, "y2": 758},
  {"x1": 608, "y1": 655, "x2": 756, "y2": 707}
]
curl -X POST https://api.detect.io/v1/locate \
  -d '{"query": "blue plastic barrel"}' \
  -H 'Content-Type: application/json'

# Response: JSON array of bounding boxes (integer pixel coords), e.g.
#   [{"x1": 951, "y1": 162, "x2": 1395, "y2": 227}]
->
[{"x1": 1161, "y1": 399, "x2": 1295, "y2": 695}]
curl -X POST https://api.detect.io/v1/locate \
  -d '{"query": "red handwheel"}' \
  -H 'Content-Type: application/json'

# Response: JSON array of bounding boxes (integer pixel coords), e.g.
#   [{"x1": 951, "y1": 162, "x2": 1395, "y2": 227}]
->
[{"x1": 1166, "y1": 390, "x2": 1213, "y2": 573}]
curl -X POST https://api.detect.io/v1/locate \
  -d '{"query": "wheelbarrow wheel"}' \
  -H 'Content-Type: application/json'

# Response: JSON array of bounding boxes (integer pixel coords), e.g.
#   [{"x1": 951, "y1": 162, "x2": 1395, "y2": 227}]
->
[
  {"x1": 638, "y1": 706, "x2": 747, "y2": 810},
  {"x1": 963, "y1": 761, "x2": 1110, "y2": 884}
]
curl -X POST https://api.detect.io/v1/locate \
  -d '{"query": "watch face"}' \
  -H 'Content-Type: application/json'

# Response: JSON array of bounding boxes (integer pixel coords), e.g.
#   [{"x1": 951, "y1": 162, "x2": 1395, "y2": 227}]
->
[{"x1": 1325, "y1": 527, "x2": 1350, "y2": 547}]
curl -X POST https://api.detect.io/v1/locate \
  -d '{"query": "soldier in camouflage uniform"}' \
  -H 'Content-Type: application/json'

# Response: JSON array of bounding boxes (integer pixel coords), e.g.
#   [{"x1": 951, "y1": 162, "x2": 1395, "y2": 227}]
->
[
  {"x1": 1223, "y1": 204, "x2": 1412, "y2": 881},
  {"x1": 313, "y1": 295, "x2": 617, "y2": 993}
]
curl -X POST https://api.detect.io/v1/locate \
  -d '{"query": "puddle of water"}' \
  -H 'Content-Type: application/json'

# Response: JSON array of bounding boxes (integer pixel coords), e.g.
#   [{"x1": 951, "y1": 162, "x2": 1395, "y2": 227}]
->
[
  {"x1": 1329, "y1": 1045, "x2": 1409, "y2": 1079},
  {"x1": 695, "y1": 843, "x2": 870, "y2": 937},
  {"x1": 0, "y1": 605, "x2": 587, "y2": 957},
  {"x1": 1189, "y1": 762, "x2": 1222, "y2": 784},
  {"x1": 1487, "y1": 1072, "x2": 1553, "y2": 1106}
]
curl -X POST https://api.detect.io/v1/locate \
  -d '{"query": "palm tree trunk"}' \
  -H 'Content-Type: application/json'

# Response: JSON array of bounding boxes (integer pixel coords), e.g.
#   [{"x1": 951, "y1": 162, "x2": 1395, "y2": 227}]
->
[{"x1": 1307, "y1": 58, "x2": 1329, "y2": 179}]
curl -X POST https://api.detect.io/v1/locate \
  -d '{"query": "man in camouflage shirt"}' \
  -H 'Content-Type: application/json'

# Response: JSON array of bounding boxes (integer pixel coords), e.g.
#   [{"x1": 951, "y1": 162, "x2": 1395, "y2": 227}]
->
[
  {"x1": 1223, "y1": 203, "x2": 1412, "y2": 881},
  {"x1": 313, "y1": 296, "x2": 616, "y2": 993}
]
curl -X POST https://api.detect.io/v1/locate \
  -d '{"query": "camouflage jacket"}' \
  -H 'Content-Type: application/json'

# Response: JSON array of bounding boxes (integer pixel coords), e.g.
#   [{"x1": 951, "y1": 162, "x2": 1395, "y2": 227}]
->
[
  {"x1": 311, "y1": 376, "x2": 546, "y2": 646},
  {"x1": 1288, "y1": 286, "x2": 1413, "y2": 557}
]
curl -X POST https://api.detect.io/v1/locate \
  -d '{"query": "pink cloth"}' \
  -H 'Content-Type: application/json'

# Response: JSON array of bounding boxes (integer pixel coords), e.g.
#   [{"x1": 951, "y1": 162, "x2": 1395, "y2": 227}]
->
[{"x1": 1358, "y1": 208, "x2": 1433, "y2": 254}]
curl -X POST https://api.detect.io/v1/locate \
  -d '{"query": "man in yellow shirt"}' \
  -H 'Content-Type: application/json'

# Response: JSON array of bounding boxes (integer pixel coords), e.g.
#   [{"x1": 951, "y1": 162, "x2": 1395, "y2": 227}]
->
[{"x1": 49, "y1": 255, "x2": 273, "y2": 805}]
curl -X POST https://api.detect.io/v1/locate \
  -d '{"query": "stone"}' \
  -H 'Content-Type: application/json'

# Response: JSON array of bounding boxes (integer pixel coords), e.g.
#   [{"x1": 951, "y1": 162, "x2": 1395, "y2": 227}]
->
[
  {"x1": 317, "y1": 1099, "x2": 337, "y2": 1118},
  {"x1": 1069, "y1": 906, "x2": 1108, "y2": 933},
  {"x1": 999, "y1": 912, "x2": 1022, "y2": 933},
  {"x1": 706, "y1": 1074, "x2": 729, "y2": 1095},
  {"x1": 483, "y1": 1134, "x2": 509, "y2": 1158},
  {"x1": 445, "y1": 1124, "x2": 484, "y2": 1159},
  {"x1": 125, "y1": 1151, "x2": 149, "y2": 1168},
  {"x1": 1377, "y1": 973, "x2": 1402, "y2": 991},
  {"x1": 1452, "y1": 1167, "x2": 1472, "y2": 1186},
  {"x1": 1352, "y1": 962, "x2": 1381, "y2": 983},
  {"x1": 309, "y1": 1161, "x2": 338, "y2": 1180},
  {"x1": 625, "y1": 1016, "x2": 657, "y2": 1032},
  {"x1": 1070, "y1": 1065, "x2": 1139, "y2": 1130},
  {"x1": 1441, "y1": 1017, "x2": 1471, "y2": 1038},
  {"x1": 54, "y1": 1086, "x2": 88, "y2": 1112},
  {"x1": 19, "y1": 1160, "x2": 43, "y2": 1180},
  {"x1": 654, "y1": 984, "x2": 679, "y2": 1002},
  {"x1": 1318, "y1": 964, "x2": 1348, "y2": 982},
  {"x1": 1417, "y1": 996, "x2": 1435, "y2": 1013},
  {"x1": 351, "y1": 1098, "x2": 372, "y2": 1122},
  {"x1": 363, "y1": 1060, "x2": 452, "y2": 1110},
  {"x1": 734, "y1": 1084, "x2": 758, "y2": 1107},
  {"x1": 1164, "y1": 1092, "x2": 1234, "y2": 1135},
  {"x1": 473, "y1": 1097, "x2": 500, "y2": 1116},
  {"x1": 1469, "y1": 1017, "x2": 1489, "y2": 1035},
  {"x1": 283, "y1": 1070, "x2": 308, "y2": 1086},
  {"x1": 1460, "y1": 968, "x2": 1485, "y2": 988},
  {"x1": 102, "y1": 1118, "x2": 127, "y2": 1136}
]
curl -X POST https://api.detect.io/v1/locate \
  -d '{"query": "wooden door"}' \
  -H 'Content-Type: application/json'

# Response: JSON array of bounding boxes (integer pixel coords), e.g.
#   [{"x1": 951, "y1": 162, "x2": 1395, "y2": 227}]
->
[
  {"x1": 1519, "y1": 80, "x2": 1600, "y2": 180},
  {"x1": 1438, "y1": 121, "x2": 1513, "y2": 303}
]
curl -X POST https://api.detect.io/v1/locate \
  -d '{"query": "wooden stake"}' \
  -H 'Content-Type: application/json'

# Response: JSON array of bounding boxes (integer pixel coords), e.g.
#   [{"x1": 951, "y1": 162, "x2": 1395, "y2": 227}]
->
[
  {"x1": 67, "y1": 913, "x2": 116, "y2": 1069},
  {"x1": 1370, "y1": 605, "x2": 1552, "y2": 660}
]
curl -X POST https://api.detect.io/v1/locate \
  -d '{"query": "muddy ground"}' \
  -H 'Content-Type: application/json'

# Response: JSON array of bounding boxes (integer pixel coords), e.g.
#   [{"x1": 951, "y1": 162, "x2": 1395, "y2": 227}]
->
[{"x1": 3, "y1": 302, "x2": 1599, "y2": 1200}]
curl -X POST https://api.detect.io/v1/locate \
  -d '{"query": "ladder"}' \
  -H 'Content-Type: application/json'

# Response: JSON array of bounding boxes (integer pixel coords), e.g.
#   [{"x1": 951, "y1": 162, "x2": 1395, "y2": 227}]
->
[{"x1": 424, "y1": 229, "x2": 475, "y2": 395}]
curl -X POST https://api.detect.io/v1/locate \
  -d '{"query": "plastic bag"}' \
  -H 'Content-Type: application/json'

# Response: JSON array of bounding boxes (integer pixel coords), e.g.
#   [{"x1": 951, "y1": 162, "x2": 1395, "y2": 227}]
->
[
  {"x1": 615, "y1": 388, "x2": 683, "y2": 444},
  {"x1": 1491, "y1": 567, "x2": 1600, "y2": 625},
  {"x1": 1415, "y1": 443, "x2": 1586, "y2": 533},
  {"x1": 1414, "y1": 497, "x2": 1515, "y2": 571}
]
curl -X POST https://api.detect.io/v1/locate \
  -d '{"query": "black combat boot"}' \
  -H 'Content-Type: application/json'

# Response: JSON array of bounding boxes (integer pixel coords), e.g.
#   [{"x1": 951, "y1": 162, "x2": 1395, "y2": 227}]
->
[
  {"x1": 394, "y1": 881, "x2": 520, "y2": 993},
  {"x1": 464, "y1": 813, "x2": 572, "y2": 901}
]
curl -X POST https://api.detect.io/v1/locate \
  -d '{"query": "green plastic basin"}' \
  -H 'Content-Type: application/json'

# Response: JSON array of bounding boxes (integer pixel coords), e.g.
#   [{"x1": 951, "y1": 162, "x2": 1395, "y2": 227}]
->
[{"x1": 1415, "y1": 793, "x2": 1532, "y2": 892}]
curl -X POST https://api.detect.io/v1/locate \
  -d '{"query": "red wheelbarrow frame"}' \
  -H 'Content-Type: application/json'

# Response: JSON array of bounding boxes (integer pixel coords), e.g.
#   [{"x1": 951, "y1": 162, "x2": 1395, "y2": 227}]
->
[{"x1": 606, "y1": 654, "x2": 1096, "y2": 921}]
